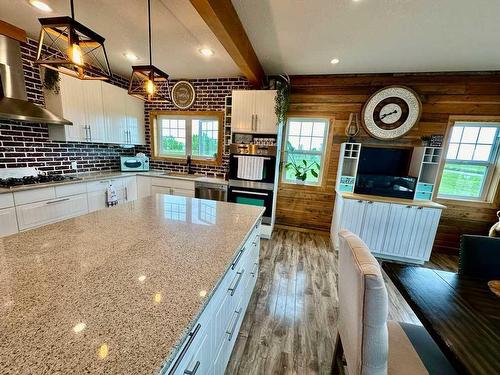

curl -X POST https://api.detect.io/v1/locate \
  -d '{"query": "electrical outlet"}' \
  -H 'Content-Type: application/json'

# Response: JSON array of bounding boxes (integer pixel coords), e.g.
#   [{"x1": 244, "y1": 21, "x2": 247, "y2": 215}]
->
[{"x1": 71, "y1": 161, "x2": 78, "y2": 170}]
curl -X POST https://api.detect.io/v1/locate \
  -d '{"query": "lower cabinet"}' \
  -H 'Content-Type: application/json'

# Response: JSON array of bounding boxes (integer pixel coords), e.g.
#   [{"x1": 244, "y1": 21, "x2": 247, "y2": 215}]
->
[
  {"x1": 0, "y1": 207, "x2": 18, "y2": 237},
  {"x1": 165, "y1": 223, "x2": 261, "y2": 375},
  {"x1": 87, "y1": 177, "x2": 137, "y2": 212},
  {"x1": 150, "y1": 177, "x2": 195, "y2": 198},
  {"x1": 332, "y1": 196, "x2": 442, "y2": 264},
  {"x1": 137, "y1": 176, "x2": 152, "y2": 199},
  {"x1": 16, "y1": 194, "x2": 88, "y2": 231}
]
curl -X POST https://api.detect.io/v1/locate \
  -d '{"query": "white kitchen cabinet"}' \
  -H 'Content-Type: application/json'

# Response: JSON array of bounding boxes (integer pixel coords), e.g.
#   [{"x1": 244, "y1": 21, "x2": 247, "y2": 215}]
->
[
  {"x1": 150, "y1": 177, "x2": 195, "y2": 198},
  {"x1": 46, "y1": 76, "x2": 145, "y2": 145},
  {"x1": 16, "y1": 194, "x2": 88, "y2": 231},
  {"x1": 151, "y1": 185, "x2": 172, "y2": 196},
  {"x1": 137, "y1": 176, "x2": 152, "y2": 199},
  {"x1": 332, "y1": 194, "x2": 443, "y2": 264},
  {"x1": 339, "y1": 198, "x2": 366, "y2": 236},
  {"x1": 0, "y1": 207, "x2": 18, "y2": 237},
  {"x1": 122, "y1": 176, "x2": 138, "y2": 202},
  {"x1": 231, "y1": 90, "x2": 277, "y2": 134},
  {"x1": 87, "y1": 177, "x2": 137, "y2": 212},
  {"x1": 360, "y1": 201, "x2": 391, "y2": 253},
  {"x1": 171, "y1": 188, "x2": 195, "y2": 198}
]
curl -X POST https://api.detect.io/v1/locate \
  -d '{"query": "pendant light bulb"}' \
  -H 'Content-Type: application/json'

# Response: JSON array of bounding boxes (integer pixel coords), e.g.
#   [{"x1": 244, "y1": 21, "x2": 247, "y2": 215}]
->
[
  {"x1": 70, "y1": 43, "x2": 83, "y2": 66},
  {"x1": 145, "y1": 79, "x2": 155, "y2": 95}
]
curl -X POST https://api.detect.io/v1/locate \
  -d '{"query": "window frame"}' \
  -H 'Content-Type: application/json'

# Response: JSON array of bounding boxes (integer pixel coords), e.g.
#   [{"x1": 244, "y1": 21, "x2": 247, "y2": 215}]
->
[
  {"x1": 150, "y1": 110, "x2": 224, "y2": 166},
  {"x1": 281, "y1": 116, "x2": 331, "y2": 187},
  {"x1": 436, "y1": 115, "x2": 500, "y2": 206}
]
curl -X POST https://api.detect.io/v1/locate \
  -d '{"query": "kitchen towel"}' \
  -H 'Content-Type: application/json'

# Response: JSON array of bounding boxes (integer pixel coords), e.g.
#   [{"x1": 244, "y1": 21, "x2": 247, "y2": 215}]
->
[
  {"x1": 236, "y1": 155, "x2": 265, "y2": 180},
  {"x1": 106, "y1": 184, "x2": 118, "y2": 207}
]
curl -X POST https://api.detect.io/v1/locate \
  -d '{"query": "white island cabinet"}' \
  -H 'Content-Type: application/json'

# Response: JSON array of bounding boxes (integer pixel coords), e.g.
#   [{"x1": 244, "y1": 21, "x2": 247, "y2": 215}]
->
[
  {"x1": 0, "y1": 193, "x2": 18, "y2": 237},
  {"x1": 163, "y1": 221, "x2": 261, "y2": 375},
  {"x1": 331, "y1": 192, "x2": 444, "y2": 264}
]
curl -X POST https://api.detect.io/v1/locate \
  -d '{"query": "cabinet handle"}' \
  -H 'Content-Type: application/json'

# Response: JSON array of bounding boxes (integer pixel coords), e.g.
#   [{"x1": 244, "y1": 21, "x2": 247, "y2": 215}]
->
[
  {"x1": 226, "y1": 308, "x2": 242, "y2": 341},
  {"x1": 406, "y1": 205, "x2": 412, "y2": 208},
  {"x1": 367, "y1": 201, "x2": 374, "y2": 204},
  {"x1": 168, "y1": 324, "x2": 201, "y2": 375},
  {"x1": 228, "y1": 270, "x2": 244, "y2": 296},
  {"x1": 125, "y1": 187, "x2": 128, "y2": 201},
  {"x1": 88, "y1": 127, "x2": 92, "y2": 142},
  {"x1": 417, "y1": 206, "x2": 423, "y2": 210},
  {"x1": 250, "y1": 262, "x2": 258, "y2": 277},
  {"x1": 183, "y1": 361, "x2": 200, "y2": 375},
  {"x1": 231, "y1": 248, "x2": 245, "y2": 269},
  {"x1": 46, "y1": 197, "x2": 70, "y2": 205},
  {"x1": 357, "y1": 200, "x2": 363, "y2": 203},
  {"x1": 255, "y1": 114, "x2": 258, "y2": 131}
]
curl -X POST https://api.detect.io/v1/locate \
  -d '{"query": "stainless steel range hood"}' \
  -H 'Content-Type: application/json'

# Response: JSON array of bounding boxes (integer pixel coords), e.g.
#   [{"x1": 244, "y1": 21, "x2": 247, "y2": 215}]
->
[{"x1": 0, "y1": 32, "x2": 71, "y2": 125}]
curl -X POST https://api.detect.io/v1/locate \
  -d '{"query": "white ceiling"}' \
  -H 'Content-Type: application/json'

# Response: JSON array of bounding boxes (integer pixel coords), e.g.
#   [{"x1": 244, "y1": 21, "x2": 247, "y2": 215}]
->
[
  {"x1": 0, "y1": 0, "x2": 240, "y2": 79},
  {"x1": 231, "y1": 0, "x2": 500, "y2": 75}
]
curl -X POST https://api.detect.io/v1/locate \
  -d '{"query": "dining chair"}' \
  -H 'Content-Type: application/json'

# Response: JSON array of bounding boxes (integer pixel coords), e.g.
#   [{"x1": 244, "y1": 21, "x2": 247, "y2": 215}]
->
[
  {"x1": 332, "y1": 230, "x2": 456, "y2": 375},
  {"x1": 458, "y1": 235, "x2": 500, "y2": 280}
]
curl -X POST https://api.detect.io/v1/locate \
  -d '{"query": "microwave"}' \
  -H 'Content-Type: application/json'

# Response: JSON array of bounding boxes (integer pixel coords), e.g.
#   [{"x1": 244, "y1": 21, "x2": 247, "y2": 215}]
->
[{"x1": 120, "y1": 156, "x2": 150, "y2": 171}]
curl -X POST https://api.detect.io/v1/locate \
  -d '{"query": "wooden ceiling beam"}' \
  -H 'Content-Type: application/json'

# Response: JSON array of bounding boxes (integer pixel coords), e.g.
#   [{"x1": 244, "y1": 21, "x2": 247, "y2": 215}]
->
[
  {"x1": 0, "y1": 20, "x2": 27, "y2": 43},
  {"x1": 189, "y1": 0, "x2": 265, "y2": 87}
]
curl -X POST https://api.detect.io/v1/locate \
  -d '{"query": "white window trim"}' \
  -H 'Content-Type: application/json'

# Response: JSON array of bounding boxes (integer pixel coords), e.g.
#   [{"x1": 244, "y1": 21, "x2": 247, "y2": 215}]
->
[
  {"x1": 156, "y1": 114, "x2": 220, "y2": 161},
  {"x1": 282, "y1": 117, "x2": 330, "y2": 187},
  {"x1": 438, "y1": 122, "x2": 500, "y2": 202}
]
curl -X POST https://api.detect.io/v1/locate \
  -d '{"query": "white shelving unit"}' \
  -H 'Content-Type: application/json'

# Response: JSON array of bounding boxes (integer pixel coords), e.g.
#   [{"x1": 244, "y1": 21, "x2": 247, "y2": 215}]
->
[
  {"x1": 336, "y1": 142, "x2": 361, "y2": 193},
  {"x1": 224, "y1": 96, "x2": 232, "y2": 154},
  {"x1": 409, "y1": 147, "x2": 443, "y2": 200}
]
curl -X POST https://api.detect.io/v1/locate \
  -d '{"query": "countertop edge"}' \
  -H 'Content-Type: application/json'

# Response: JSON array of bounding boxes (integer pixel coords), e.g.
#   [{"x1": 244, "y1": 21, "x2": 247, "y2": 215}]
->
[
  {"x1": 336, "y1": 190, "x2": 447, "y2": 209},
  {"x1": 155, "y1": 208, "x2": 264, "y2": 375}
]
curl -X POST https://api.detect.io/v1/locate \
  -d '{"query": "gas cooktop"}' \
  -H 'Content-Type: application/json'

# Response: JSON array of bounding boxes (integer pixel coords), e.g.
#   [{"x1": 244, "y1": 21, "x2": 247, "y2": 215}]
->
[{"x1": 0, "y1": 174, "x2": 79, "y2": 188}]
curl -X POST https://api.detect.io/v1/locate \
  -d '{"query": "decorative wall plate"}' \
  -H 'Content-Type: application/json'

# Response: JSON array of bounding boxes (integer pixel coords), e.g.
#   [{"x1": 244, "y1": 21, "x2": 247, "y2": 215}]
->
[
  {"x1": 171, "y1": 80, "x2": 196, "y2": 109},
  {"x1": 361, "y1": 86, "x2": 422, "y2": 140}
]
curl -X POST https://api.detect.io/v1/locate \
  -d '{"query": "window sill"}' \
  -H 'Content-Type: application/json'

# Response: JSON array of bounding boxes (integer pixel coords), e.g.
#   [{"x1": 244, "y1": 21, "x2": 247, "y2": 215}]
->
[
  {"x1": 152, "y1": 155, "x2": 222, "y2": 166},
  {"x1": 282, "y1": 180, "x2": 323, "y2": 189},
  {"x1": 436, "y1": 197, "x2": 497, "y2": 209}
]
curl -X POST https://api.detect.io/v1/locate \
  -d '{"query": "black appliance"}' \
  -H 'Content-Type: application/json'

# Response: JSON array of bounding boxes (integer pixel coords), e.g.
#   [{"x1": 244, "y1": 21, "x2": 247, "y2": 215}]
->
[
  {"x1": 355, "y1": 174, "x2": 417, "y2": 199},
  {"x1": 228, "y1": 183, "x2": 274, "y2": 224},
  {"x1": 357, "y1": 146, "x2": 412, "y2": 176},
  {"x1": 228, "y1": 144, "x2": 277, "y2": 184}
]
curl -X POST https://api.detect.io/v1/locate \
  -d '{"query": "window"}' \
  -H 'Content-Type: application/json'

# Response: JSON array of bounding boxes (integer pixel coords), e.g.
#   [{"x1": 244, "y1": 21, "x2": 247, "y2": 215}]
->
[
  {"x1": 283, "y1": 118, "x2": 329, "y2": 185},
  {"x1": 152, "y1": 111, "x2": 223, "y2": 164},
  {"x1": 438, "y1": 122, "x2": 500, "y2": 200}
]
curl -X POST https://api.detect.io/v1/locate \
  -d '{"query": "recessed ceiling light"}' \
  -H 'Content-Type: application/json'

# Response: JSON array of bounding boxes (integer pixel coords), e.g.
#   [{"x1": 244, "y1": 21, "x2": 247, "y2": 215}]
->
[
  {"x1": 28, "y1": 0, "x2": 52, "y2": 12},
  {"x1": 124, "y1": 52, "x2": 139, "y2": 62},
  {"x1": 199, "y1": 48, "x2": 214, "y2": 57},
  {"x1": 330, "y1": 58, "x2": 340, "y2": 65}
]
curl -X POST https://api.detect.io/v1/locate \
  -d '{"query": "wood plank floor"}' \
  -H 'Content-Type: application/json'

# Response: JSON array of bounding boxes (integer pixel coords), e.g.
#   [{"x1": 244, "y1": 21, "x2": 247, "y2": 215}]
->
[{"x1": 225, "y1": 228, "x2": 458, "y2": 375}]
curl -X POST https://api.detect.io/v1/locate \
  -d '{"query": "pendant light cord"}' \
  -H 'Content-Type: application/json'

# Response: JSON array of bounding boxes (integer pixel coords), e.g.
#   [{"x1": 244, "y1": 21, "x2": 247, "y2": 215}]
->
[
  {"x1": 70, "y1": 0, "x2": 75, "y2": 19},
  {"x1": 148, "y1": 0, "x2": 152, "y2": 65}
]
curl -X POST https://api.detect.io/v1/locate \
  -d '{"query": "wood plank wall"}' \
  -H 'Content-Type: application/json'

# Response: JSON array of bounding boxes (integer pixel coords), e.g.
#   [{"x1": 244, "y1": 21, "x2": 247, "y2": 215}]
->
[{"x1": 275, "y1": 73, "x2": 500, "y2": 254}]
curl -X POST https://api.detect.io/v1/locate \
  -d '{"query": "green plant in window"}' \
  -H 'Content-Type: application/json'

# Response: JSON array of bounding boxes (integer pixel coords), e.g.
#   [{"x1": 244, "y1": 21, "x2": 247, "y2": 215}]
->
[{"x1": 285, "y1": 153, "x2": 320, "y2": 182}]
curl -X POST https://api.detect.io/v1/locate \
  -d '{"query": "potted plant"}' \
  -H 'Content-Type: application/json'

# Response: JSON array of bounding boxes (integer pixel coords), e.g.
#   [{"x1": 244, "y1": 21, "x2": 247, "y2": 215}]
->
[{"x1": 285, "y1": 154, "x2": 320, "y2": 184}]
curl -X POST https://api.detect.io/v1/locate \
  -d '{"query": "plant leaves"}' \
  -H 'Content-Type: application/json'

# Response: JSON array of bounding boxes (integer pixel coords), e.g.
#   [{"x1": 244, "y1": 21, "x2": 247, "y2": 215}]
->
[
  {"x1": 311, "y1": 169, "x2": 318, "y2": 178},
  {"x1": 302, "y1": 159, "x2": 307, "y2": 166}
]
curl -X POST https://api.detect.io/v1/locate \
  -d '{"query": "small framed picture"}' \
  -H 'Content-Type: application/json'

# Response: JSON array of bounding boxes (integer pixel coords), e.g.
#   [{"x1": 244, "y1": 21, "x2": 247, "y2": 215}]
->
[{"x1": 430, "y1": 135, "x2": 444, "y2": 147}]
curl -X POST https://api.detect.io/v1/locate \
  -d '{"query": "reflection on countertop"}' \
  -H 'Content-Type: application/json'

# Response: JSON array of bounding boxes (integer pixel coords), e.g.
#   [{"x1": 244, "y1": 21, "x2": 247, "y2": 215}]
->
[{"x1": 0, "y1": 195, "x2": 263, "y2": 374}]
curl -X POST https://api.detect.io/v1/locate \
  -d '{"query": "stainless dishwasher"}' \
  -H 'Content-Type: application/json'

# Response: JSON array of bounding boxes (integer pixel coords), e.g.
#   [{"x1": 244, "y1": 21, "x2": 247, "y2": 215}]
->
[{"x1": 194, "y1": 181, "x2": 228, "y2": 201}]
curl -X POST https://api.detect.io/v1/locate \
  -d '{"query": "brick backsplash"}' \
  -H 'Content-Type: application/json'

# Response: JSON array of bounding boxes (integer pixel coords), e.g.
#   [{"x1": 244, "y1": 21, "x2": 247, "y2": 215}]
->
[{"x1": 0, "y1": 37, "x2": 250, "y2": 175}]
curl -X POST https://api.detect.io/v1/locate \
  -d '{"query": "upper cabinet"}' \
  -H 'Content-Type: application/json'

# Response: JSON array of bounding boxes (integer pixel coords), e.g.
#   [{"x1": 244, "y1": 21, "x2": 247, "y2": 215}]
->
[
  {"x1": 45, "y1": 75, "x2": 145, "y2": 145},
  {"x1": 231, "y1": 90, "x2": 277, "y2": 134}
]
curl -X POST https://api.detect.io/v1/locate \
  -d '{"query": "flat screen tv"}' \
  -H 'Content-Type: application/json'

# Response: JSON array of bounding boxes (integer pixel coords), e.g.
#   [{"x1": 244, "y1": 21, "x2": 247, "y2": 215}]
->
[
  {"x1": 356, "y1": 146, "x2": 412, "y2": 176},
  {"x1": 355, "y1": 146, "x2": 416, "y2": 199}
]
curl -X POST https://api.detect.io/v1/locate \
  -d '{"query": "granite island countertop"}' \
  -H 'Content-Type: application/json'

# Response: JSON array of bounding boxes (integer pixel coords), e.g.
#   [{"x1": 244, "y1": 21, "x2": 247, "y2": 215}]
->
[{"x1": 0, "y1": 195, "x2": 264, "y2": 374}]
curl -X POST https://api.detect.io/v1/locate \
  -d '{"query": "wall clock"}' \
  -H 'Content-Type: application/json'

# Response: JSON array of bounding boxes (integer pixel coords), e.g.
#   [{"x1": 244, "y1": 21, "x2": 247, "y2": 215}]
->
[
  {"x1": 171, "y1": 80, "x2": 196, "y2": 109},
  {"x1": 361, "y1": 86, "x2": 422, "y2": 140}
]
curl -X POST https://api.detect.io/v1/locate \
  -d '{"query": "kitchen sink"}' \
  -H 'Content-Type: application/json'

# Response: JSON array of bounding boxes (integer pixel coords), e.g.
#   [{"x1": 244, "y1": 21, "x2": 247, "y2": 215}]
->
[{"x1": 161, "y1": 172, "x2": 201, "y2": 178}]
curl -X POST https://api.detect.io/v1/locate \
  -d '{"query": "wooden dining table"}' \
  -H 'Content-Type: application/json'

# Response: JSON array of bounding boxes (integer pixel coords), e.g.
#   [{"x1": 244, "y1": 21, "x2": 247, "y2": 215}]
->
[{"x1": 382, "y1": 262, "x2": 500, "y2": 375}]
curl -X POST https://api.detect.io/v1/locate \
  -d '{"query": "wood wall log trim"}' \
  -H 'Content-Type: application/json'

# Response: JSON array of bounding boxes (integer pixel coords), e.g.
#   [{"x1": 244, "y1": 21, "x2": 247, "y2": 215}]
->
[{"x1": 275, "y1": 73, "x2": 500, "y2": 253}]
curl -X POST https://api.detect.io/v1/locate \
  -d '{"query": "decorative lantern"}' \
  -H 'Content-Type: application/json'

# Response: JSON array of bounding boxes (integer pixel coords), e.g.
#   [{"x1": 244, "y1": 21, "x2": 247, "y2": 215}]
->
[
  {"x1": 34, "y1": 0, "x2": 111, "y2": 80},
  {"x1": 128, "y1": 0, "x2": 170, "y2": 102},
  {"x1": 345, "y1": 113, "x2": 360, "y2": 142}
]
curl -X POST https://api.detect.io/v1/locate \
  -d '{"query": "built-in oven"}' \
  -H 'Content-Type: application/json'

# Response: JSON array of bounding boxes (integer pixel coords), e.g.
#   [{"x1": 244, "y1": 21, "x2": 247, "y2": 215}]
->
[
  {"x1": 228, "y1": 181, "x2": 273, "y2": 224},
  {"x1": 228, "y1": 144, "x2": 276, "y2": 184}
]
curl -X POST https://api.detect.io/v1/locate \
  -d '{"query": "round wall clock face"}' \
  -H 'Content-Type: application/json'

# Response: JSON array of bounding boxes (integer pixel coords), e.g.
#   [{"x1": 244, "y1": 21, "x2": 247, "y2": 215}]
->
[
  {"x1": 171, "y1": 81, "x2": 196, "y2": 109},
  {"x1": 361, "y1": 86, "x2": 422, "y2": 140}
]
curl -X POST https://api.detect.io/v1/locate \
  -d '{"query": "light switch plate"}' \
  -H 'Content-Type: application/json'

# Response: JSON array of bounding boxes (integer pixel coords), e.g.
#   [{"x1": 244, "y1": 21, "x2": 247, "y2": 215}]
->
[{"x1": 71, "y1": 161, "x2": 78, "y2": 170}]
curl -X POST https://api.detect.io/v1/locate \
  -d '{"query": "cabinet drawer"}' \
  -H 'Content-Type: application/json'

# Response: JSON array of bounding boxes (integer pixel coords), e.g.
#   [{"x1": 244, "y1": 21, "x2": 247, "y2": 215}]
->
[
  {"x1": 55, "y1": 182, "x2": 87, "y2": 197},
  {"x1": 0, "y1": 207, "x2": 18, "y2": 237},
  {"x1": 151, "y1": 177, "x2": 195, "y2": 190},
  {"x1": 417, "y1": 183, "x2": 433, "y2": 193},
  {"x1": 0, "y1": 193, "x2": 14, "y2": 209},
  {"x1": 415, "y1": 191, "x2": 432, "y2": 200},
  {"x1": 86, "y1": 179, "x2": 111, "y2": 192},
  {"x1": 166, "y1": 324, "x2": 211, "y2": 375},
  {"x1": 16, "y1": 193, "x2": 88, "y2": 231},
  {"x1": 14, "y1": 187, "x2": 56, "y2": 205},
  {"x1": 171, "y1": 188, "x2": 195, "y2": 197}
]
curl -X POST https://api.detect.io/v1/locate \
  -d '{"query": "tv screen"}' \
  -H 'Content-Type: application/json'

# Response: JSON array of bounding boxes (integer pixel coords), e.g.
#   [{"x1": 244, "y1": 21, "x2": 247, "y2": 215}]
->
[{"x1": 357, "y1": 147, "x2": 412, "y2": 176}]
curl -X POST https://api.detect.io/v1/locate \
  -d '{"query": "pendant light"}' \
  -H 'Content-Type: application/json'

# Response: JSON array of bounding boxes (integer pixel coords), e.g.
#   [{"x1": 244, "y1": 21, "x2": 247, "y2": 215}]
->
[
  {"x1": 128, "y1": 0, "x2": 170, "y2": 102},
  {"x1": 34, "y1": 0, "x2": 111, "y2": 80}
]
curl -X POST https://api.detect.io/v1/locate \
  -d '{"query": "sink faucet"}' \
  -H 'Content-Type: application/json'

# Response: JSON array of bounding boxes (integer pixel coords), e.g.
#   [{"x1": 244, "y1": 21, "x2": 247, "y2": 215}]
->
[{"x1": 186, "y1": 154, "x2": 193, "y2": 175}]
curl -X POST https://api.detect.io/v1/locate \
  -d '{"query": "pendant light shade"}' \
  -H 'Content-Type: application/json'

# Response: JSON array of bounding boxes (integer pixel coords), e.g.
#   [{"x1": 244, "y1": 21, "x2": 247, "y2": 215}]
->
[
  {"x1": 34, "y1": 0, "x2": 111, "y2": 80},
  {"x1": 128, "y1": 0, "x2": 170, "y2": 102}
]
